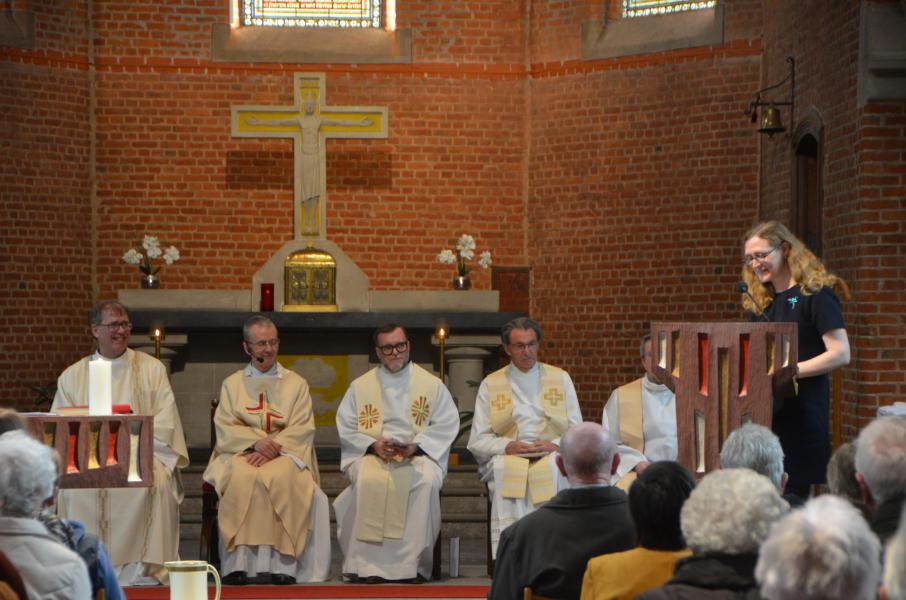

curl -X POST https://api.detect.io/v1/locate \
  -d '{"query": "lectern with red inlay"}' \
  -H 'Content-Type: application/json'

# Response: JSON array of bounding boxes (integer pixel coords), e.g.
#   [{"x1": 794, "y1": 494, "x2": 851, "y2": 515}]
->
[
  {"x1": 650, "y1": 322, "x2": 797, "y2": 479},
  {"x1": 24, "y1": 415, "x2": 154, "y2": 488}
]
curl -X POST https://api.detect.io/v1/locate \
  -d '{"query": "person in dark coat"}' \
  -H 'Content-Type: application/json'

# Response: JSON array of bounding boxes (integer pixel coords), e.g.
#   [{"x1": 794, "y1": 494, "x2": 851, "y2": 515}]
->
[
  {"x1": 855, "y1": 416, "x2": 906, "y2": 545},
  {"x1": 637, "y1": 469, "x2": 788, "y2": 600},
  {"x1": 488, "y1": 422, "x2": 635, "y2": 600}
]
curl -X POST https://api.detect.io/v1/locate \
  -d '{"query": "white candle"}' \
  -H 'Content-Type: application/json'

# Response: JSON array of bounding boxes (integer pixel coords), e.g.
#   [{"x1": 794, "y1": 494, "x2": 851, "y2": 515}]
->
[{"x1": 88, "y1": 359, "x2": 112, "y2": 416}]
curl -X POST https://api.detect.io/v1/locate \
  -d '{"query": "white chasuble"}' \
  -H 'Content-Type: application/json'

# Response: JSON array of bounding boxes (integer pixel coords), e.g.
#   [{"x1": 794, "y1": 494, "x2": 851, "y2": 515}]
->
[
  {"x1": 467, "y1": 362, "x2": 583, "y2": 558},
  {"x1": 203, "y1": 364, "x2": 328, "y2": 581},
  {"x1": 53, "y1": 349, "x2": 189, "y2": 585},
  {"x1": 334, "y1": 362, "x2": 459, "y2": 580}
]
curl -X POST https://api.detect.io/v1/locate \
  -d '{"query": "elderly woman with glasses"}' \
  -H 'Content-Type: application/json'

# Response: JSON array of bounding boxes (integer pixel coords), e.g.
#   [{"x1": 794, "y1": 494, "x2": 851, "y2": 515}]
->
[{"x1": 740, "y1": 221, "x2": 850, "y2": 500}]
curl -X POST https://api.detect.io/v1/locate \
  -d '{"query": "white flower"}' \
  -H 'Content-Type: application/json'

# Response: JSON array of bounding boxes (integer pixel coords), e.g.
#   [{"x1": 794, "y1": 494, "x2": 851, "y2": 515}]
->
[
  {"x1": 437, "y1": 249, "x2": 457, "y2": 265},
  {"x1": 143, "y1": 235, "x2": 162, "y2": 259},
  {"x1": 456, "y1": 234, "x2": 476, "y2": 253},
  {"x1": 163, "y1": 246, "x2": 180, "y2": 265},
  {"x1": 478, "y1": 250, "x2": 492, "y2": 269},
  {"x1": 122, "y1": 249, "x2": 143, "y2": 265}
]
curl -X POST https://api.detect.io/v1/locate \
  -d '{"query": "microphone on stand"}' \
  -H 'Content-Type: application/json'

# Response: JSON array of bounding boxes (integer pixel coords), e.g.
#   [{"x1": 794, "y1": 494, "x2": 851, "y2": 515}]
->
[{"x1": 736, "y1": 282, "x2": 769, "y2": 322}]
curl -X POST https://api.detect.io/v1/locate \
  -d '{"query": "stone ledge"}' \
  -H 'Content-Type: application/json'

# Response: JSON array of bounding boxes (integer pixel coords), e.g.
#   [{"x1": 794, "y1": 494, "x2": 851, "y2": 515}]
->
[
  {"x1": 369, "y1": 291, "x2": 499, "y2": 312},
  {"x1": 118, "y1": 290, "x2": 251, "y2": 311},
  {"x1": 211, "y1": 23, "x2": 412, "y2": 64},
  {"x1": 582, "y1": 5, "x2": 724, "y2": 61},
  {"x1": 0, "y1": 10, "x2": 34, "y2": 50}
]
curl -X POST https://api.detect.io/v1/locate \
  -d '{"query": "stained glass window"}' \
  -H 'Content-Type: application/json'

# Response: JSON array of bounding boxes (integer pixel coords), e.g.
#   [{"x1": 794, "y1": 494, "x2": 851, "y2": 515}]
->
[
  {"x1": 622, "y1": 0, "x2": 716, "y2": 18},
  {"x1": 243, "y1": 0, "x2": 383, "y2": 28}
]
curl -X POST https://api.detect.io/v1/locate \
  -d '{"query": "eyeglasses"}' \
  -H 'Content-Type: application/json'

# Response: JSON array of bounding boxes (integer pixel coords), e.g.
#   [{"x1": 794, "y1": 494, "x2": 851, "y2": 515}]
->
[
  {"x1": 247, "y1": 338, "x2": 279, "y2": 349},
  {"x1": 508, "y1": 340, "x2": 539, "y2": 352},
  {"x1": 377, "y1": 341, "x2": 409, "y2": 355},
  {"x1": 743, "y1": 246, "x2": 778, "y2": 266},
  {"x1": 97, "y1": 321, "x2": 132, "y2": 331}
]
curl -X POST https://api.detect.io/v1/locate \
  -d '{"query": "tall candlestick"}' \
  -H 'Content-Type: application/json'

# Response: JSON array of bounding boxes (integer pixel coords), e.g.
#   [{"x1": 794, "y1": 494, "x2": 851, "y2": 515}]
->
[
  {"x1": 153, "y1": 328, "x2": 162, "y2": 359},
  {"x1": 438, "y1": 327, "x2": 447, "y2": 384}
]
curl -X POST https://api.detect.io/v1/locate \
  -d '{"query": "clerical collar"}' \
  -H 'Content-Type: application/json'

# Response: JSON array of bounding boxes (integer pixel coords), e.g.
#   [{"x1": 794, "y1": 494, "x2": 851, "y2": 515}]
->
[
  {"x1": 507, "y1": 362, "x2": 539, "y2": 379},
  {"x1": 379, "y1": 361, "x2": 410, "y2": 381},
  {"x1": 244, "y1": 362, "x2": 281, "y2": 378},
  {"x1": 642, "y1": 374, "x2": 670, "y2": 394},
  {"x1": 92, "y1": 349, "x2": 128, "y2": 363}
]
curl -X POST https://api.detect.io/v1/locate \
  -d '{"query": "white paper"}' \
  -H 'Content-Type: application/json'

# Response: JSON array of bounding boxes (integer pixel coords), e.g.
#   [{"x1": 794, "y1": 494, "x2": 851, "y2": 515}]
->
[{"x1": 88, "y1": 359, "x2": 112, "y2": 416}]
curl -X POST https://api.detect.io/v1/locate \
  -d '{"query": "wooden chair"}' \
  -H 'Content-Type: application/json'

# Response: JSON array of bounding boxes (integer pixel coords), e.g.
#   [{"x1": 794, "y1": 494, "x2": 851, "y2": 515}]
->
[
  {"x1": 198, "y1": 398, "x2": 220, "y2": 568},
  {"x1": 523, "y1": 587, "x2": 560, "y2": 600}
]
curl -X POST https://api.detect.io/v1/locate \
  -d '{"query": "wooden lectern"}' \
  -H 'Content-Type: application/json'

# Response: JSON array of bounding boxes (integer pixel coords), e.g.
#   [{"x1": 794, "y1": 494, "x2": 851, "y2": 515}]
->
[
  {"x1": 650, "y1": 322, "x2": 797, "y2": 479},
  {"x1": 25, "y1": 414, "x2": 154, "y2": 488}
]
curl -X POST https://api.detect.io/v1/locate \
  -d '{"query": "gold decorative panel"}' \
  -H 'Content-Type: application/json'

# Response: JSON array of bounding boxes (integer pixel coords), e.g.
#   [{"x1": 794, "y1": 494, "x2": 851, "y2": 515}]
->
[{"x1": 284, "y1": 247, "x2": 337, "y2": 311}]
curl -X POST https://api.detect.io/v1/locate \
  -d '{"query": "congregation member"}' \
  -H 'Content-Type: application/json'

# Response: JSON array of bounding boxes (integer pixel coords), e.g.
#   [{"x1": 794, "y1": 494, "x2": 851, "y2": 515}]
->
[
  {"x1": 53, "y1": 300, "x2": 188, "y2": 585},
  {"x1": 203, "y1": 315, "x2": 329, "y2": 585},
  {"x1": 468, "y1": 317, "x2": 583, "y2": 557},
  {"x1": 637, "y1": 468, "x2": 788, "y2": 600},
  {"x1": 0, "y1": 431, "x2": 92, "y2": 600},
  {"x1": 881, "y1": 512, "x2": 906, "y2": 600},
  {"x1": 601, "y1": 334, "x2": 676, "y2": 488},
  {"x1": 334, "y1": 324, "x2": 459, "y2": 583},
  {"x1": 756, "y1": 495, "x2": 881, "y2": 600},
  {"x1": 719, "y1": 423, "x2": 801, "y2": 507},
  {"x1": 825, "y1": 441, "x2": 871, "y2": 519},
  {"x1": 489, "y1": 423, "x2": 635, "y2": 600},
  {"x1": 581, "y1": 461, "x2": 694, "y2": 600},
  {"x1": 741, "y1": 221, "x2": 850, "y2": 499},
  {"x1": 855, "y1": 415, "x2": 906, "y2": 544}
]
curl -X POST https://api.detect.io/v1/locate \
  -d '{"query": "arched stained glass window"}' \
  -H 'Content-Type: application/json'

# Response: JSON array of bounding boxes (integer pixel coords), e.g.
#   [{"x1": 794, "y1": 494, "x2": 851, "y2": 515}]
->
[
  {"x1": 623, "y1": 0, "x2": 716, "y2": 18},
  {"x1": 243, "y1": 0, "x2": 383, "y2": 28}
]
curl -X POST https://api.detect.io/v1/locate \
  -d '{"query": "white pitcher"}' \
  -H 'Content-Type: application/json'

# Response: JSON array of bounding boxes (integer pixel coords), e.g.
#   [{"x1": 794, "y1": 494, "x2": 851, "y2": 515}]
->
[{"x1": 164, "y1": 560, "x2": 221, "y2": 600}]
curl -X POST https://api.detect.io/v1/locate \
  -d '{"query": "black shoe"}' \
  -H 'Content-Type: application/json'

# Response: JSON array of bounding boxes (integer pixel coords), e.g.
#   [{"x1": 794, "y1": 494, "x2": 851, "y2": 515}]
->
[
  {"x1": 270, "y1": 573, "x2": 296, "y2": 585},
  {"x1": 343, "y1": 573, "x2": 360, "y2": 583},
  {"x1": 222, "y1": 571, "x2": 248, "y2": 586},
  {"x1": 363, "y1": 576, "x2": 388, "y2": 584}
]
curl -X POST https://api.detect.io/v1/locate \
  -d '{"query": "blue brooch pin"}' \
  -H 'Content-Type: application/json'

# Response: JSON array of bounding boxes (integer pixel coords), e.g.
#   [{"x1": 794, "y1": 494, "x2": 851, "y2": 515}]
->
[{"x1": 787, "y1": 296, "x2": 799, "y2": 309}]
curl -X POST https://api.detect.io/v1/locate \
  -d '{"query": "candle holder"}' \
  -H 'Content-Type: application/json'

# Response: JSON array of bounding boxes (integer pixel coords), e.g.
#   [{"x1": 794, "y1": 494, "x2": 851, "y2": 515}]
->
[
  {"x1": 260, "y1": 283, "x2": 275, "y2": 311},
  {"x1": 437, "y1": 326, "x2": 448, "y2": 384},
  {"x1": 151, "y1": 326, "x2": 164, "y2": 360}
]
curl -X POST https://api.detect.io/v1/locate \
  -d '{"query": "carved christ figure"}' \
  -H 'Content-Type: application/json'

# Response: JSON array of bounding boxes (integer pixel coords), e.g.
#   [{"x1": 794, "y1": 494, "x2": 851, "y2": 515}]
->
[{"x1": 248, "y1": 98, "x2": 373, "y2": 236}]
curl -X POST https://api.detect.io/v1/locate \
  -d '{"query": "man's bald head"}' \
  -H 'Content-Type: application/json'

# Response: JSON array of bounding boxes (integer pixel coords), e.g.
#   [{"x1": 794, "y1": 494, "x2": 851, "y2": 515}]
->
[{"x1": 557, "y1": 422, "x2": 619, "y2": 484}]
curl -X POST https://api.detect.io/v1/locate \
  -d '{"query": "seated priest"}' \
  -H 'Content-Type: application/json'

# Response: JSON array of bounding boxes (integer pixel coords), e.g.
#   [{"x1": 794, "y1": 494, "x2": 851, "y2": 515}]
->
[
  {"x1": 334, "y1": 324, "x2": 459, "y2": 583},
  {"x1": 203, "y1": 315, "x2": 330, "y2": 585},
  {"x1": 602, "y1": 334, "x2": 677, "y2": 489},
  {"x1": 52, "y1": 300, "x2": 189, "y2": 586},
  {"x1": 467, "y1": 317, "x2": 583, "y2": 558}
]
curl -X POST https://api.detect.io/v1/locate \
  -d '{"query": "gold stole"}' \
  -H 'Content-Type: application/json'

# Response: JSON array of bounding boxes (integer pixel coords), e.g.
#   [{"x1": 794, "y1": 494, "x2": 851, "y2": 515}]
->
[
  {"x1": 614, "y1": 379, "x2": 644, "y2": 491},
  {"x1": 486, "y1": 364, "x2": 567, "y2": 505},
  {"x1": 351, "y1": 364, "x2": 436, "y2": 542}
]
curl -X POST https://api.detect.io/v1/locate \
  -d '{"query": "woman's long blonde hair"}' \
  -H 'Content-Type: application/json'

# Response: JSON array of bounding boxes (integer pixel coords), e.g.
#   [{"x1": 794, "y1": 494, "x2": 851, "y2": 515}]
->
[{"x1": 741, "y1": 221, "x2": 850, "y2": 315}]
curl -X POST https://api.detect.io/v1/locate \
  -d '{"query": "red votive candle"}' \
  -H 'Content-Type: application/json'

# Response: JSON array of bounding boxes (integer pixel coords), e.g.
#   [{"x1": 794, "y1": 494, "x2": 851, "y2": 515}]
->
[{"x1": 260, "y1": 283, "x2": 275, "y2": 311}]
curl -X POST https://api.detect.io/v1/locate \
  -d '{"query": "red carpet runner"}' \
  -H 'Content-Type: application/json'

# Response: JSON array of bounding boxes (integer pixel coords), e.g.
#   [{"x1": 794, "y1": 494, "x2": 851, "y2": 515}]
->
[{"x1": 124, "y1": 584, "x2": 489, "y2": 599}]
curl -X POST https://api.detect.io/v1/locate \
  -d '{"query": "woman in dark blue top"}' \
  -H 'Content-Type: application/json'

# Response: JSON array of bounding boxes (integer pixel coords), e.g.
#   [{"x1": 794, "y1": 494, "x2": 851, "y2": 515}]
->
[{"x1": 741, "y1": 221, "x2": 851, "y2": 499}]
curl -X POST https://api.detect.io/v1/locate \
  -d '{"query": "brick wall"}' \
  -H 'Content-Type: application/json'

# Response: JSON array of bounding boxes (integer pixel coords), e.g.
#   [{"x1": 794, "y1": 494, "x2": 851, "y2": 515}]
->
[{"x1": 0, "y1": 1, "x2": 91, "y2": 410}]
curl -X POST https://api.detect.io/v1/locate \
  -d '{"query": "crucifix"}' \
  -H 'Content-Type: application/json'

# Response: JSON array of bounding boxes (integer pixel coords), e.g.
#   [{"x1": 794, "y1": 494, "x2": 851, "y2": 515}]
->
[{"x1": 232, "y1": 73, "x2": 388, "y2": 239}]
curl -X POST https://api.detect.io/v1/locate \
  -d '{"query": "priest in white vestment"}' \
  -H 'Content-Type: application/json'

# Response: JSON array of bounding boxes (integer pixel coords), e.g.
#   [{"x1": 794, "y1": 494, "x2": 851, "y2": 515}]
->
[
  {"x1": 52, "y1": 301, "x2": 189, "y2": 586},
  {"x1": 467, "y1": 317, "x2": 583, "y2": 558},
  {"x1": 203, "y1": 315, "x2": 330, "y2": 585},
  {"x1": 601, "y1": 335, "x2": 677, "y2": 488},
  {"x1": 334, "y1": 324, "x2": 459, "y2": 582}
]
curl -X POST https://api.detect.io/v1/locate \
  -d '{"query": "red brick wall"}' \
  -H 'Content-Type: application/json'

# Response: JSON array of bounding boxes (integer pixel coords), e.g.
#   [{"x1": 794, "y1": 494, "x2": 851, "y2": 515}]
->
[
  {"x1": 527, "y1": 1, "x2": 764, "y2": 419},
  {"x1": 759, "y1": 0, "x2": 906, "y2": 438},
  {"x1": 0, "y1": 1, "x2": 92, "y2": 410}
]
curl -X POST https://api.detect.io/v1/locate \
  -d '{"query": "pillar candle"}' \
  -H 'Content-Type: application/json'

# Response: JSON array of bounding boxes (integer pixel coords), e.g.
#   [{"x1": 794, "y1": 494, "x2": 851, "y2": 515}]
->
[{"x1": 88, "y1": 359, "x2": 112, "y2": 416}]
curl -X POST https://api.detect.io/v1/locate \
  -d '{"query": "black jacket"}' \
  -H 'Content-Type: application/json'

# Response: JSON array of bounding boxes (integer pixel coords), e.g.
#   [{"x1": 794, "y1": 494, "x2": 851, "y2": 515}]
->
[{"x1": 635, "y1": 553, "x2": 762, "y2": 600}]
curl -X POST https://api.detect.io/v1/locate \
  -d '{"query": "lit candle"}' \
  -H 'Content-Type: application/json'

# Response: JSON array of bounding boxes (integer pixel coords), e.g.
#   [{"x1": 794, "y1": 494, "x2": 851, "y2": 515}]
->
[
  {"x1": 88, "y1": 359, "x2": 112, "y2": 416},
  {"x1": 260, "y1": 283, "x2": 275, "y2": 311}
]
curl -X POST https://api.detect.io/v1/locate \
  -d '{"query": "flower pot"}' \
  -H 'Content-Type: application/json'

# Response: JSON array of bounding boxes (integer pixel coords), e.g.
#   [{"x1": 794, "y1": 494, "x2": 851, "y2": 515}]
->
[
  {"x1": 141, "y1": 274, "x2": 160, "y2": 289},
  {"x1": 452, "y1": 275, "x2": 471, "y2": 290}
]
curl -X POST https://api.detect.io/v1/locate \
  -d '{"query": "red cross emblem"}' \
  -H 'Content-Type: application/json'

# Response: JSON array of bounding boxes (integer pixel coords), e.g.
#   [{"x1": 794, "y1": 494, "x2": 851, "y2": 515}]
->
[{"x1": 245, "y1": 391, "x2": 284, "y2": 433}]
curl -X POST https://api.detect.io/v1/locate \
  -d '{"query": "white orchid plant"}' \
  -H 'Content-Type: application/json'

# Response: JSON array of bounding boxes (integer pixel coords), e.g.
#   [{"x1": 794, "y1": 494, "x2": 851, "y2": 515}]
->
[
  {"x1": 122, "y1": 235, "x2": 180, "y2": 276},
  {"x1": 437, "y1": 234, "x2": 492, "y2": 277}
]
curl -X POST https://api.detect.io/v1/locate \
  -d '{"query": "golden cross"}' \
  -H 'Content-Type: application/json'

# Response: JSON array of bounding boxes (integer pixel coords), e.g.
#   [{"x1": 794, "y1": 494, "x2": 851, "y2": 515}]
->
[
  {"x1": 544, "y1": 389, "x2": 563, "y2": 406},
  {"x1": 231, "y1": 73, "x2": 388, "y2": 239},
  {"x1": 492, "y1": 394, "x2": 509, "y2": 412}
]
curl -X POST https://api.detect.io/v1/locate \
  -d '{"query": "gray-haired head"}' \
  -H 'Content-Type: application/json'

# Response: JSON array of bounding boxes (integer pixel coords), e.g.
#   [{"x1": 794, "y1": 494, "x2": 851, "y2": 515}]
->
[
  {"x1": 0, "y1": 431, "x2": 58, "y2": 517},
  {"x1": 243, "y1": 314, "x2": 276, "y2": 342},
  {"x1": 884, "y1": 509, "x2": 906, "y2": 600},
  {"x1": 720, "y1": 423, "x2": 785, "y2": 490},
  {"x1": 826, "y1": 442, "x2": 869, "y2": 516},
  {"x1": 500, "y1": 317, "x2": 542, "y2": 345},
  {"x1": 681, "y1": 468, "x2": 788, "y2": 555},
  {"x1": 756, "y1": 495, "x2": 881, "y2": 600},
  {"x1": 855, "y1": 416, "x2": 906, "y2": 504},
  {"x1": 558, "y1": 422, "x2": 617, "y2": 483},
  {"x1": 0, "y1": 409, "x2": 25, "y2": 436},
  {"x1": 88, "y1": 300, "x2": 129, "y2": 326}
]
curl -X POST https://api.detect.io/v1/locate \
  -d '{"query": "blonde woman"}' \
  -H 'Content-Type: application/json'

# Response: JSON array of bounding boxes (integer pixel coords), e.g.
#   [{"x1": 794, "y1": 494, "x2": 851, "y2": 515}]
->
[{"x1": 741, "y1": 221, "x2": 850, "y2": 499}]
